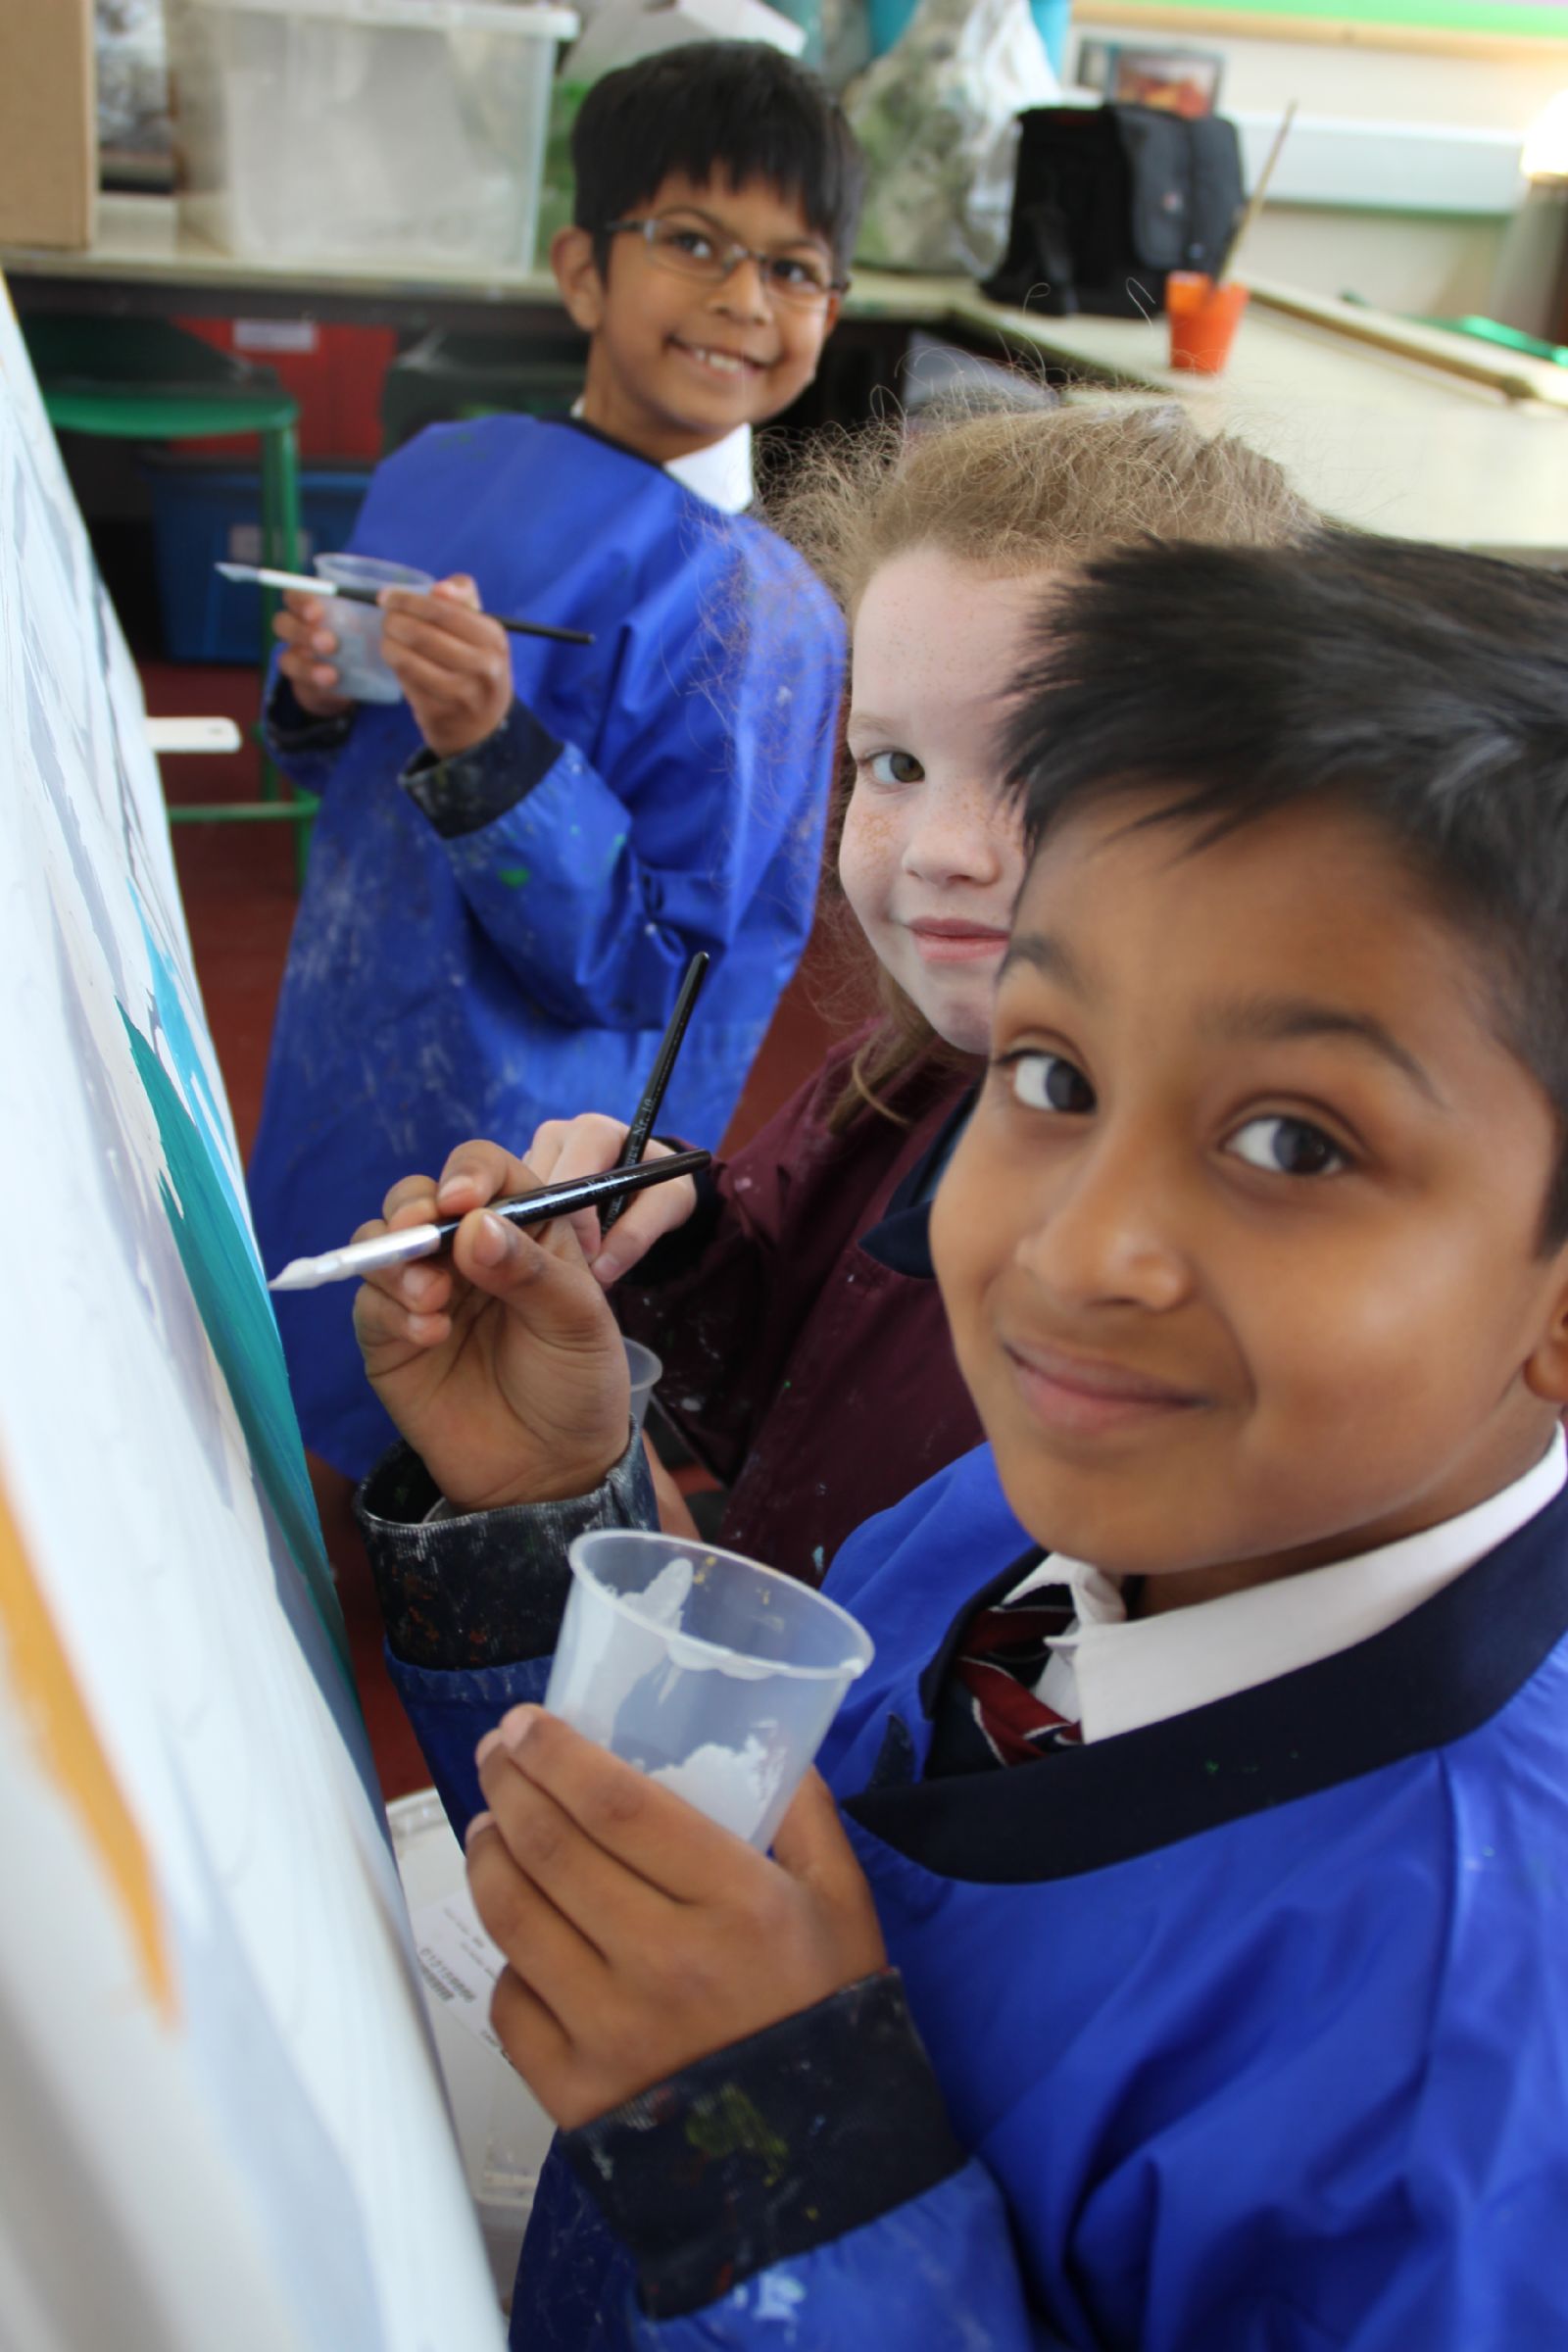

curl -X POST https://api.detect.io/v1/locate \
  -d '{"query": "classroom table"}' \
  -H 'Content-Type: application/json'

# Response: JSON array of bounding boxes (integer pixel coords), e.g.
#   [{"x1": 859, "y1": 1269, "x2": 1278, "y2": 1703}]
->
[
  {"x1": 7, "y1": 195, "x2": 1568, "y2": 558},
  {"x1": 1, "y1": 194, "x2": 926, "y2": 430},
  {"x1": 953, "y1": 274, "x2": 1568, "y2": 560}
]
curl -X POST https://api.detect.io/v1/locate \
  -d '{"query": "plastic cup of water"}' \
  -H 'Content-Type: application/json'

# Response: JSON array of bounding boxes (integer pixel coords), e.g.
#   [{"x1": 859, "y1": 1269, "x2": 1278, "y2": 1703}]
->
[
  {"x1": 622, "y1": 1338, "x2": 662, "y2": 1433},
  {"x1": 544, "y1": 1530, "x2": 874, "y2": 1849},
  {"x1": 313, "y1": 553, "x2": 435, "y2": 703}
]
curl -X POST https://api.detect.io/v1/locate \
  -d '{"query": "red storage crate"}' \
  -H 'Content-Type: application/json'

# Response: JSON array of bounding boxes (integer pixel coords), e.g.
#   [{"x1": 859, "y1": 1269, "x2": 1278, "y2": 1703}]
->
[{"x1": 172, "y1": 316, "x2": 397, "y2": 459}]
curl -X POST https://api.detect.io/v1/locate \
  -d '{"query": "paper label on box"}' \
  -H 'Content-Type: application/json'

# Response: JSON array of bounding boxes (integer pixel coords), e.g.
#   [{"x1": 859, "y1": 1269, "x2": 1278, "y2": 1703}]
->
[
  {"x1": 411, "y1": 1884, "x2": 507, "y2": 2054},
  {"x1": 227, "y1": 522, "x2": 317, "y2": 566},
  {"x1": 233, "y1": 318, "x2": 320, "y2": 354}
]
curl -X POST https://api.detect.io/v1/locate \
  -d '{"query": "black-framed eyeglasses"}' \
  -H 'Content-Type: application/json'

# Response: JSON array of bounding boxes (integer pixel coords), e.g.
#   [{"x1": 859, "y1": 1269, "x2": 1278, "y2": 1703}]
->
[{"x1": 604, "y1": 212, "x2": 849, "y2": 308}]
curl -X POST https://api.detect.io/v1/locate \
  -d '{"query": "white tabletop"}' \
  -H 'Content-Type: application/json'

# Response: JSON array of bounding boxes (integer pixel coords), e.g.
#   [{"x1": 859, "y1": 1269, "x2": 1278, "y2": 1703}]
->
[{"x1": 936, "y1": 281, "x2": 1568, "y2": 557}]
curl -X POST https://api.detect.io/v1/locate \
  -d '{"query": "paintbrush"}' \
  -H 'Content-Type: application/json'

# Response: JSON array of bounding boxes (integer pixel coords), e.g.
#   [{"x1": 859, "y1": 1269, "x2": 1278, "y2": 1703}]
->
[
  {"x1": 1215, "y1": 100, "x2": 1298, "y2": 285},
  {"x1": 601, "y1": 951, "x2": 710, "y2": 1233},
  {"x1": 268, "y1": 1151, "x2": 710, "y2": 1292},
  {"x1": 216, "y1": 562, "x2": 595, "y2": 647}
]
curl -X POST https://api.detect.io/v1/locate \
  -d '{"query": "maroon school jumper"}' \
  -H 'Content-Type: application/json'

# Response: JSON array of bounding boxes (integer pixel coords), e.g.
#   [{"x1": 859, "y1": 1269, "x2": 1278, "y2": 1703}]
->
[{"x1": 616, "y1": 1033, "x2": 983, "y2": 1587}]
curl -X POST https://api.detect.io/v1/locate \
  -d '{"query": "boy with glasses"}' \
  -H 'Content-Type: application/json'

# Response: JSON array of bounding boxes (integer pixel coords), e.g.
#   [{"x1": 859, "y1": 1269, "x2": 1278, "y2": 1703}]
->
[{"x1": 249, "y1": 43, "x2": 863, "y2": 1483}]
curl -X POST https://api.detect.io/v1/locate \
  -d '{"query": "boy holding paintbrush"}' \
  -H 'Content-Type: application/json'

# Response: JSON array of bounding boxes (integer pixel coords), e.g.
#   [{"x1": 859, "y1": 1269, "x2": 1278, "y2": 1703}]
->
[
  {"x1": 351, "y1": 534, "x2": 1568, "y2": 2347},
  {"x1": 248, "y1": 43, "x2": 863, "y2": 1482}
]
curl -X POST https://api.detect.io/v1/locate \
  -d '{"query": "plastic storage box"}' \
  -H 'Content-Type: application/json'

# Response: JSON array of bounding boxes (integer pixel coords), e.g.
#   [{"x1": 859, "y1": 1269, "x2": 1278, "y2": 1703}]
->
[
  {"x1": 168, "y1": 0, "x2": 578, "y2": 270},
  {"x1": 145, "y1": 458, "x2": 372, "y2": 662},
  {"x1": 172, "y1": 316, "x2": 399, "y2": 458},
  {"x1": 380, "y1": 328, "x2": 585, "y2": 449}
]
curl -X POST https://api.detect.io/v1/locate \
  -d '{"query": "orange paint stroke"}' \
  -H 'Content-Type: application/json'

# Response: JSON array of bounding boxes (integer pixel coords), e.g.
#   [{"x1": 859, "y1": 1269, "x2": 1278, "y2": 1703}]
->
[{"x1": 0, "y1": 1471, "x2": 175, "y2": 2022}]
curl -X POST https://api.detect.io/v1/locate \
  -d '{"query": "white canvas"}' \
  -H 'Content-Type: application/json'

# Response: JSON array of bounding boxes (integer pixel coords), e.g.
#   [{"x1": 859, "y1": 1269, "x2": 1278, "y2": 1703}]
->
[{"x1": 0, "y1": 274, "x2": 505, "y2": 2352}]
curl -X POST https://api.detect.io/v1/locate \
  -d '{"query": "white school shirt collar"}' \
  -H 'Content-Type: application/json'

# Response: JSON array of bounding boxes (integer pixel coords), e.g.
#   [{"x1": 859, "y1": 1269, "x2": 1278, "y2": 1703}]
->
[
  {"x1": 569, "y1": 402, "x2": 754, "y2": 514},
  {"x1": 1017, "y1": 1429, "x2": 1567, "y2": 1745},
  {"x1": 663, "y1": 422, "x2": 754, "y2": 514}
]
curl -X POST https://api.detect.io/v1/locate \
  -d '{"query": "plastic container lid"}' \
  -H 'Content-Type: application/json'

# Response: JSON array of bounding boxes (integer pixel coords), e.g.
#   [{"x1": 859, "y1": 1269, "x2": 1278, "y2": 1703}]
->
[{"x1": 183, "y1": 0, "x2": 577, "y2": 34}]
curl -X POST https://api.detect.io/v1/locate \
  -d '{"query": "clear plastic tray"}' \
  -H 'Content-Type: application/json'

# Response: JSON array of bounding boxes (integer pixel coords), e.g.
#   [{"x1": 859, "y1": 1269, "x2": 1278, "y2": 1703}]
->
[{"x1": 169, "y1": 0, "x2": 578, "y2": 269}]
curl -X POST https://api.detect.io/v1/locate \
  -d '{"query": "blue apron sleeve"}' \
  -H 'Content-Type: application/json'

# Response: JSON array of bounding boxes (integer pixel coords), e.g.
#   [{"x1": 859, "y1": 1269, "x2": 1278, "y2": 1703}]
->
[
  {"x1": 625, "y1": 2167, "x2": 1056, "y2": 2351},
  {"x1": 355, "y1": 1431, "x2": 658, "y2": 1838},
  {"x1": 393, "y1": 599, "x2": 841, "y2": 1034},
  {"x1": 558, "y1": 1971, "x2": 1060, "y2": 2351},
  {"x1": 260, "y1": 669, "x2": 357, "y2": 796},
  {"x1": 388, "y1": 1649, "x2": 553, "y2": 1838}
]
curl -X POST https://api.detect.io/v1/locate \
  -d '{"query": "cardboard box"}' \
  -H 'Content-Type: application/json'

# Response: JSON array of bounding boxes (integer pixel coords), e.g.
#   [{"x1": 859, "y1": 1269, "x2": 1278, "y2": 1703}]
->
[{"x1": 0, "y1": 0, "x2": 96, "y2": 248}]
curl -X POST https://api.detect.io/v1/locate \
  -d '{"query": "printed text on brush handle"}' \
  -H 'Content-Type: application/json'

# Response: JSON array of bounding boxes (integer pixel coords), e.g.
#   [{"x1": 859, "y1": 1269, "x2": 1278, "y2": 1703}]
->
[{"x1": 438, "y1": 1149, "x2": 710, "y2": 1241}]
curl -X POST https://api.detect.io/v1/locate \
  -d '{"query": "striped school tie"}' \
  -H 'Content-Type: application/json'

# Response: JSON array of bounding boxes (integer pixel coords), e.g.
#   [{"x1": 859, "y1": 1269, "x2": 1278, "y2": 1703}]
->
[{"x1": 952, "y1": 1587, "x2": 1084, "y2": 1764}]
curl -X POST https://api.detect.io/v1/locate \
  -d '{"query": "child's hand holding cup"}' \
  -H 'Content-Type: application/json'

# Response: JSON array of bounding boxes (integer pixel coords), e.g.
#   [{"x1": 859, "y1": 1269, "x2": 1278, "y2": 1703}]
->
[
  {"x1": 544, "y1": 1530, "x2": 874, "y2": 1849},
  {"x1": 271, "y1": 553, "x2": 437, "y2": 714},
  {"x1": 317, "y1": 553, "x2": 438, "y2": 704},
  {"x1": 272, "y1": 584, "x2": 354, "y2": 719}
]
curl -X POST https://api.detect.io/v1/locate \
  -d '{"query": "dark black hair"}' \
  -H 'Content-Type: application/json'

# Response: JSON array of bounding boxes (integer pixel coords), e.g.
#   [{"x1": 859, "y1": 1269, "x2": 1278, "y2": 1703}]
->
[
  {"x1": 1003, "y1": 531, "x2": 1568, "y2": 1243},
  {"x1": 570, "y1": 41, "x2": 865, "y2": 271}
]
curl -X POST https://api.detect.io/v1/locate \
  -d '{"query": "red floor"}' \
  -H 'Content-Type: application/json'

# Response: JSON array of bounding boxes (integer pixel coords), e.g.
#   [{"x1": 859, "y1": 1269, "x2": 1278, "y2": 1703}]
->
[{"x1": 151, "y1": 660, "x2": 858, "y2": 1798}]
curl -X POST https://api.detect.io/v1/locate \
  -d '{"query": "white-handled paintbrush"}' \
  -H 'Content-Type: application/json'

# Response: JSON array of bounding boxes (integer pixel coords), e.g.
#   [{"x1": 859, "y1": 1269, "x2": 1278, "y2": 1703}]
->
[
  {"x1": 269, "y1": 1150, "x2": 710, "y2": 1291},
  {"x1": 216, "y1": 562, "x2": 595, "y2": 646}
]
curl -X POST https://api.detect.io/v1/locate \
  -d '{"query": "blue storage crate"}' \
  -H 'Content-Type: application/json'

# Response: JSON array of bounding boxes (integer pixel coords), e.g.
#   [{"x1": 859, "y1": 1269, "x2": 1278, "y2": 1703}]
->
[{"x1": 144, "y1": 459, "x2": 372, "y2": 662}]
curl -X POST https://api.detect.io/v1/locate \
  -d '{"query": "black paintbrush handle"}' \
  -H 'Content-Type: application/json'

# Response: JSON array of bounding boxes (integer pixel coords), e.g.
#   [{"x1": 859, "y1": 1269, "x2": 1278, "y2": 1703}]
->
[
  {"x1": 334, "y1": 582, "x2": 594, "y2": 647},
  {"x1": 601, "y1": 952, "x2": 711, "y2": 1233},
  {"x1": 431, "y1": 1149, "x2": 710, "y2": 1246}
]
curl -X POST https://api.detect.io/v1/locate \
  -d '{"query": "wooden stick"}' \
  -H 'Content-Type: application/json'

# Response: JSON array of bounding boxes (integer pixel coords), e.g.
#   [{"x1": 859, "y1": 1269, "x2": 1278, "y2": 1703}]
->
[
  {"x1": 1217, "y1": 99, "x2": 1298, "y2": 284},
  {"x1": 1247, "y1": 275, "x2": 1568, "y2": 408}
]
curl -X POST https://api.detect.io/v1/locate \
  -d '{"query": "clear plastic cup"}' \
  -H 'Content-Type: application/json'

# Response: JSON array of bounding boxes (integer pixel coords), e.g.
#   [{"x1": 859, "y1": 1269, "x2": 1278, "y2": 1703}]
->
[
  {"x1": 544, "y1": 1531, "x2": 874, "y2": 1849},
  {"x1": 313, "y1": 552, "x2": 435, "y2": 703},
  {"x1": 622, "y1": 1338, "x2": 662, "y2": 1432}
]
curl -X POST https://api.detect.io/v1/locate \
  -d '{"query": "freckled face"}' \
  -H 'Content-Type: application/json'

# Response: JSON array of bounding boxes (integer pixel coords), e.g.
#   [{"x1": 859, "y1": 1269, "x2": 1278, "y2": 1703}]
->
[
  {"x1": 930, "y1": 794, "x2": 1568, "y2": 1601},
  {"x1": 840, "y1": 550, "x2": 1039, "y2": 1054}
]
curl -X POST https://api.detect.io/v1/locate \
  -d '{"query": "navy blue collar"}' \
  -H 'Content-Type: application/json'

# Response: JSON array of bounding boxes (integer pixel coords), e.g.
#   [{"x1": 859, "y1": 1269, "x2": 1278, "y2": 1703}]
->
[
  {"x1": 858, "y1": 1090, "x2": 977, "y2": 1279},
  {"x1": 558, "y1": 413, "x2": 665, "y2": 476},
  {"x1": 849, "y1": 1480, "x2": 1568, "y2": 1883}
]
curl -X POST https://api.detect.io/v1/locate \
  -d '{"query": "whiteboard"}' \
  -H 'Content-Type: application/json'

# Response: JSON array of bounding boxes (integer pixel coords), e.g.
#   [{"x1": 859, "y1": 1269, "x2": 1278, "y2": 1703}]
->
[{"x1": 0, "y1": 274, "x2": 506, "y2": 2352}]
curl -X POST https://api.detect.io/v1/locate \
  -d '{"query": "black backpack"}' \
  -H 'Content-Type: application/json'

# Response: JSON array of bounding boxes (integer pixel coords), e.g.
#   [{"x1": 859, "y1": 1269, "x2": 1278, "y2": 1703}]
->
[{"x1": 983, "y1": 104, "x2": 1244, "y2": 318}]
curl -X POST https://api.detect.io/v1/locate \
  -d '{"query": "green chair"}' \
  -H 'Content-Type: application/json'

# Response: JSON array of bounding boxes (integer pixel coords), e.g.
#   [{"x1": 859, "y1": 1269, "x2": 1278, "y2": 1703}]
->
[{"x1": 24, "y1": 315, "x2": 318, "y2": 883}]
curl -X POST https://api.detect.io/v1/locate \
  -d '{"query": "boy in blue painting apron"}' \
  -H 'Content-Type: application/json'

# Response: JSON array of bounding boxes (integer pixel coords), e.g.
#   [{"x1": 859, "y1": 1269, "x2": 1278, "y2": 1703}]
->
[
  {"x1": 248, "y1": 44, "x2": 863, "y2": 1477},
  {"x1": 355, "y1": 534, "x2": 1568, "y2": 2349}
]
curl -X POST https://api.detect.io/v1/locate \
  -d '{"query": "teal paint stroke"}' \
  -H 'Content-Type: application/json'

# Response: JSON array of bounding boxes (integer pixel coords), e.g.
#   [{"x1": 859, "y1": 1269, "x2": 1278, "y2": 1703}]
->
[
  {"x1": 133, "y1": 894, "x2": 253, "y2": 1266},
  {"x1": 120, "y1": 1007, "x2": 356, "y2": 1701}
]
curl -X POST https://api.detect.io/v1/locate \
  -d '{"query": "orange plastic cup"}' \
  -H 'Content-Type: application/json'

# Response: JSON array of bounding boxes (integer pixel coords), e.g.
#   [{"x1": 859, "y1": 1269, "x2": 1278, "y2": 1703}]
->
[{"x1": 1166, "y1": 272, "x2": 1250, "y2": 374}]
